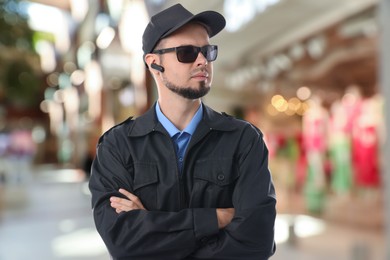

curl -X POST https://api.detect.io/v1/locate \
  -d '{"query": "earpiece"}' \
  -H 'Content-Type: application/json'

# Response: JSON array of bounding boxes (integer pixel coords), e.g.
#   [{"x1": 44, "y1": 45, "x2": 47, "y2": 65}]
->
[{"x1": 151, "y1": 63, "x2": 165, "y2": 72}]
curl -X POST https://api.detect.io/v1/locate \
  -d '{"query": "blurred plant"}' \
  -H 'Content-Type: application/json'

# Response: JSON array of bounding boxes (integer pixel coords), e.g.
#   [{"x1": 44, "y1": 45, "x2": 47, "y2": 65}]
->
[
  {"x1": 4, "y1": 60, "x2": 40, "y2": 107},
  {"x1": 0, "y1": 0, "x2": 41, "y2": 108},
  {"x1": 0, "y1": 0, "x2": 33, "y2": 49}
]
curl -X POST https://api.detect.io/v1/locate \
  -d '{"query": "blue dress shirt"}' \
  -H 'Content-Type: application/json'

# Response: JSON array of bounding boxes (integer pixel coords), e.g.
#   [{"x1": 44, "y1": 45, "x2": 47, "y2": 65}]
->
[{"x1": 155, "y1": 102, "x2": 203, "y2": 173}]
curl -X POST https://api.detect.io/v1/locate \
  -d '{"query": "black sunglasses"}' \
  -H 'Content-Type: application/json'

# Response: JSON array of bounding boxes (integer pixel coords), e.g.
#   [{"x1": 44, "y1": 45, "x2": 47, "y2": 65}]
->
[{"x1": 152, "y1": 45, "x2": 218, "y2": 63}]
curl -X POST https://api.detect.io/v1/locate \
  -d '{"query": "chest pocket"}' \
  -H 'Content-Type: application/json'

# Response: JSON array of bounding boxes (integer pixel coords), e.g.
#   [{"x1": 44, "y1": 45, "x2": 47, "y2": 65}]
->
[
  {"x1": 133, "y1": 162, "x2": 158, "y2": 210},
  {"x1": 192, "y1": 158, "x2": 239, "y2": 208}
]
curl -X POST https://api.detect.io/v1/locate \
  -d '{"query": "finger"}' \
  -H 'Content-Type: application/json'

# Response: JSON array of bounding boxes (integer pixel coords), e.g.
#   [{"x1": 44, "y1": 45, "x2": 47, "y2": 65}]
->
[
  {"x1": 118, "y1": 189, "x2": 145, "y2": 209},
  {"x1": 118, "y1": 188, "x2": 138, "y2": 201},
  {"x1": 110, "y1": 197, "x2": 126, "y2": 208},
  {"x1": 112, "y1": 197, "x2": 135, "y2": 208},
  {"x1": 110, "y1": 197, "x2": 138, "y2": 211}
]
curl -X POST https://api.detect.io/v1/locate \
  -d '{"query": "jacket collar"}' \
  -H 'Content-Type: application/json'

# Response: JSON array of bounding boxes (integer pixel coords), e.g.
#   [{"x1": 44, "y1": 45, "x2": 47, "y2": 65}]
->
[{"x1": 128, "y1": 102, "x2": 237, "y2": 137}]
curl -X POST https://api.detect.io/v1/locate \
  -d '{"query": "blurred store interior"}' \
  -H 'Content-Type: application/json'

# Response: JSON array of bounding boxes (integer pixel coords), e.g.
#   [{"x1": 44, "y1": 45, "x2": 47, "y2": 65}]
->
[{"x1": 0, "y1": 0, "x2": 389, "y2": 259}]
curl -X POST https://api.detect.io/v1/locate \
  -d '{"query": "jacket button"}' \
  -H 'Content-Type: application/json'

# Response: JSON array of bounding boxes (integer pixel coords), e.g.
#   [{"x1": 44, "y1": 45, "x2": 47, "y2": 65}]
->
[{"x1": 217, "y1": 174, "x2": 225, "y2": 181}]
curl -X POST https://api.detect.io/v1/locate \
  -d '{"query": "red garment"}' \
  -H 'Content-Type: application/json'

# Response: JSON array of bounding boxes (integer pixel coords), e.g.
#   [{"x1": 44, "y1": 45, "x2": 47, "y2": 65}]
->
[
  {"x1": 304, "y1": 118, "x2": 327, "y2": 152},
  {"x1": 352, "y1": 125, "x2": 380, "y2": 187}
]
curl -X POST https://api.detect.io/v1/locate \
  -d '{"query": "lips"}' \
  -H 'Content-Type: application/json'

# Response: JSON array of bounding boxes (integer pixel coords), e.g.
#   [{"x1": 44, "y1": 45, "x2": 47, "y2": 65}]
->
[
  {"x1": 193, "y1": 73, "x2": 207, "y2": 78},
  {"x1": 191, "y1": 71, "x2": 208, "y2": 79}
]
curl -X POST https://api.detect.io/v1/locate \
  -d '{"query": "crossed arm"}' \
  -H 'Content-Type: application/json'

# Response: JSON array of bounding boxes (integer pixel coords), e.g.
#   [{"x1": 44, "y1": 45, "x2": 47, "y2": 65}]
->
[
  {"x1": 92, "y1": 126, "x2": 276, "y2": 259},
  {"x1": 110, "y1": 188, "x2": 235, "y2": 229}
]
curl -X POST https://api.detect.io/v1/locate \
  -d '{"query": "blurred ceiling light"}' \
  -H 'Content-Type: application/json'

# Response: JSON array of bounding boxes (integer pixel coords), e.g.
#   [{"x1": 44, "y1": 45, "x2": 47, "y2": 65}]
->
[
  {"x1": 285, "y1": 107, "x2": 295, "y2": 116},
  {"x1": 32, "y1": 125, "x2": 46, "y2": 143},
  {"x1": 85, "y1": 61, "x2": 103, "y2": 94},
  {"x1": 271, "y1": 94, "x2": 284, "y2": 107},
  {"x1": 95, "y1": 12, "x2": 111, "y2": 35},
  {"x1": 266, "y1": 104, "x2": 279, "y2": 116},
  {"x1": 69, "y1": 0, "x2": 88, "y2": 22},
  {"x1": 276, "y1": 100, "x2": 288, "y2": 112},
  {"x1": 119, "y1": 0, "x2": 148, "y2": 54},
  {"x1": 44, "y1": 87, "x2": 56, "y2": 100},
  {"x1": 63, "y1": 87, "x2": 79, "y2": 114},
  {"x1": 47, "y1": 72, "x2": 60, "y2": 87},
  {"x1": 64, "y1": 62, "x2": 77, "y2": 74},
  {"x1": 274, "y1": 54, "x2": 292, "y2": 71},
  {"x1": 96, "y1": 26, "x2": 115, "y2": 49},
  {"x1": 107, "y1": 0, "x2": 125, "y2": 23},
  {"x1": 297, "y1": 86, "x2": 311, "y2": 100},
  {"x1": 307, "y1": 35, "x2": 326, "y2": 59},
  {"x1": 63, "y1": 87, "x2": 80, "y2": 130},
  {"x1": 296, "y1": 101, "x2": 310, "y2": 116},
  {"x1": 270, "y1": 94, "x2": 308, "y2": 116},
  {"x1": 54, "y1": 89, "x2": 65, "y2": 103},
  {"x1": 288, "y1": 97, "x2": 301, "y2": 111},
  {"x1": 70, "y1": 70, "x2": 85, "y2": 86},
  {"x1": 77, "y1": 41, "x2": 96, "y2": 69},
  {"x1": 289, "y1": 43, "x2": 305, "y2": 61},
  {"x1": 24, "y1": 2, "x2": 62, "y2": 31},
  {"x1": 24, "y1": 2, "x2": 71, "y2": 53},
  {"x1": 35, "y1": 40, "x2": 56, "y2": 73},
  {"x1": 224, "y1": 0, "x2": 281, "y2": 32},
  {"x1": 47, "y1": 100, "x2": 64, "y2": 135},
  {"x1": 58, "y1": 73, "x2": 72, "y2": 89},
  {"x1": 340, "y1": 17, "x2": 377, "y2": 38},
  {"x1": 85, "y1": 61, "x2": 103, "y2": 120},
  {"x1": 40, "y1": 100, "x2": 50, "y2": 113}
]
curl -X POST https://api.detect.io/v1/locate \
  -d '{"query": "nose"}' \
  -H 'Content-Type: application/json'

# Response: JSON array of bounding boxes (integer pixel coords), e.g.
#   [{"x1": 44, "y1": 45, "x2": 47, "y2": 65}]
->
[{"x1": 195, "y1": 51, "x2": 208, "y2": 66}]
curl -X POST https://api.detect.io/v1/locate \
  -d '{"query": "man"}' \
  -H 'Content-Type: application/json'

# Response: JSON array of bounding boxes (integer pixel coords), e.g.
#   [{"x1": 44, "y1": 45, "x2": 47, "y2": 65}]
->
[{"x1": 89, "y1": 3, "x2": 276, "y2": 259}]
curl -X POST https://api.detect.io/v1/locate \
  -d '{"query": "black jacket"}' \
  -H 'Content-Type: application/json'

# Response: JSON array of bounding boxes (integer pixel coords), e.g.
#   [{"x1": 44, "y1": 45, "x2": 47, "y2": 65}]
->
[{"x1": 89, "y1": 104, "x2": 276, "y2": 259}]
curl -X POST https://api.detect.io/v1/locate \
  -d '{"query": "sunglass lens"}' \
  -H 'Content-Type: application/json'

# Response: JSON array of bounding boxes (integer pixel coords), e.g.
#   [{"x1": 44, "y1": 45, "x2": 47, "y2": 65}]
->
[
  {"x1": 205, "y1": 46, "x2": 218, "y2": 62},
  {"x1": 176, "y1": 46, "x2": 218, "y2": 63},
  {"x1": 177, "y1": 47, "x2": 198, "y2": 63}
]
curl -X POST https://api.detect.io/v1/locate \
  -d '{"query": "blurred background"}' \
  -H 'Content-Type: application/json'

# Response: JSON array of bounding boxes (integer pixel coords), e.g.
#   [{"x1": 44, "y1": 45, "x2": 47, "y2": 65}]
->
[{"x1": 0, "y1": 0, "x2": 389, "y2": 259}]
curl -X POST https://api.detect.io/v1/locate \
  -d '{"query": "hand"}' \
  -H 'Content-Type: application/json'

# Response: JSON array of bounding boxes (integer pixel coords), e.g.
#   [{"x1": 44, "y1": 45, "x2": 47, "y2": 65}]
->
[
  {"x1": 216, "y1": 208, "x2": 235, "y2": 229},
  {"x1": 110, "y1": 188, "x2": 146, "y2": 214}
]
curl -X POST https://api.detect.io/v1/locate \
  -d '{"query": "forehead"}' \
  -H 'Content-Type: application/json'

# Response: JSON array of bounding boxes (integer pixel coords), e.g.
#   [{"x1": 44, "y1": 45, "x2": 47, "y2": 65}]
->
[{"x1": 162, "y1": 22, "x2": 210, "y2": 46}]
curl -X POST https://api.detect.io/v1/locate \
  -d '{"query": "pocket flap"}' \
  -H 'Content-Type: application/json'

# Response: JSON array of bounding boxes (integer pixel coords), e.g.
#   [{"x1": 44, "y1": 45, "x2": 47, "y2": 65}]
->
[
  {"x1": 133, "y1": 162, "x2": 158, "y2": 190},
  {"x1": 194, "y1": 158, "x2": 238, "y2": 186}
]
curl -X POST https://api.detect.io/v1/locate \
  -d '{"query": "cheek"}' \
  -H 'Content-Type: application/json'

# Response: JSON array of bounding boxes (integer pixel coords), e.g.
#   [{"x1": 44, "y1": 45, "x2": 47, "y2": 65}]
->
[
  {"x1": 169, "y1": 70, "x2": 186, "y2": 84},
  {"x1": 167, "y1": 66, "x2": 188, "y2": 82}
]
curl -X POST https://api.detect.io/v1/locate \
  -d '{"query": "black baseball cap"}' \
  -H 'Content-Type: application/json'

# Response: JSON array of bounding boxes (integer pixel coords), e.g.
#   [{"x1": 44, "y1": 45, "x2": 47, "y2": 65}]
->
[{"x1": 142, "y1": 4, "x2": 226, "y2": 56}]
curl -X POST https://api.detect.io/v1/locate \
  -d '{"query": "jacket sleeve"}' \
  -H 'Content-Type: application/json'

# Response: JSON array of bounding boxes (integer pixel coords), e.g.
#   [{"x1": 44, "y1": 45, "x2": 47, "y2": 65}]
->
[
  {"x1": 89, "y1": 136, "x2": 219, "y2": 259},
  {"x1": 190, "y1": 125, "x2": 277, "y2": 260}
]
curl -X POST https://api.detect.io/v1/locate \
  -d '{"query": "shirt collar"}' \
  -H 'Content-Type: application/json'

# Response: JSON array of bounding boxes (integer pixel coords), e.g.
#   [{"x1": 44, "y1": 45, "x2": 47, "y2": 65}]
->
[
  {"x1": 127, "y1": 103, "x2": 237, "y2": 137},
  {"x1": 155, "y1": 102, "x2": 203, "y2": 138}
]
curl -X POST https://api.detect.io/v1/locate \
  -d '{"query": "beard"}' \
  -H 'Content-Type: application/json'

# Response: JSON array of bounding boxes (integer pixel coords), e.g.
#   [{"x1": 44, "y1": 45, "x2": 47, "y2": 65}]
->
[{"x1": 162, "y1": 75, "x2": 210, "y2": 99}]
